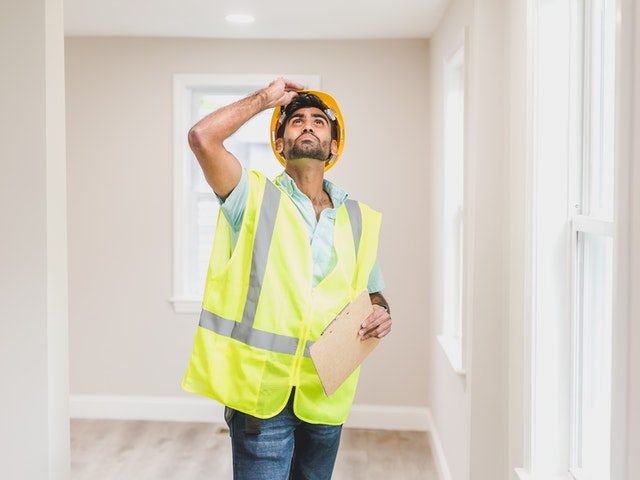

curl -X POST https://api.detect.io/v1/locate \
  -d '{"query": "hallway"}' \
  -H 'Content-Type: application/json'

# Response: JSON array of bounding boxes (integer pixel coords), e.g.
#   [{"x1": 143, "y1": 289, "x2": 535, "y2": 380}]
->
[
  {"x1": 1, "y1": 1, "x2": 639, "y2": 479},
  {"x1": 70, "y1": 420, "x2": 436, "y2": 480}
]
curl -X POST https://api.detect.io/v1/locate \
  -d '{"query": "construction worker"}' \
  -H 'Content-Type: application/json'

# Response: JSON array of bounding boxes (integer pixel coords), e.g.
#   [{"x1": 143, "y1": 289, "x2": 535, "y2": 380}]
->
[{"x1": 182, "y1": 78, "x2": 392, "y2": 480}]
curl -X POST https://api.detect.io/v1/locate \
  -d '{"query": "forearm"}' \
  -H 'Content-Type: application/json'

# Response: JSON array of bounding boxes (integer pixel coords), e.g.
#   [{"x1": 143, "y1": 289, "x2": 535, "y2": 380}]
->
[
  {"x1": 187, "y1": 78, "x2": 301, "y2": 198},
  {"x1": 187, "y1": 90, "x2": 269, "y2": 198},
  {"x1": 189, "y1": 90, "x2": 269, "y2": 145}
]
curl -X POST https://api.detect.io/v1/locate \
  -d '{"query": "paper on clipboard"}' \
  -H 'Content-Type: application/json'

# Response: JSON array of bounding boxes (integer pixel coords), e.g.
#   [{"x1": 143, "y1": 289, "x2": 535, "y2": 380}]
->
[{"x1": 309, "y1": 289, "x2": 380, "y2": 396}]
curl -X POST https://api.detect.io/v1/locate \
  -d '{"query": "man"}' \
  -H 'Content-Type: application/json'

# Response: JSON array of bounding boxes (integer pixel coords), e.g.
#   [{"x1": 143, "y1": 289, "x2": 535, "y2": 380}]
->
[{"x1": 182, "y1": 78, "x2": 391, "y2": 480}]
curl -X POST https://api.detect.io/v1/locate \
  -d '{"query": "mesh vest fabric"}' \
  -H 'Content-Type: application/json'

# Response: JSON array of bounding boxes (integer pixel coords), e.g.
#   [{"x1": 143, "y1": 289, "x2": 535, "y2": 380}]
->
[{"x1": 182, "y1": 170, "x2": 382, "y2": 425}]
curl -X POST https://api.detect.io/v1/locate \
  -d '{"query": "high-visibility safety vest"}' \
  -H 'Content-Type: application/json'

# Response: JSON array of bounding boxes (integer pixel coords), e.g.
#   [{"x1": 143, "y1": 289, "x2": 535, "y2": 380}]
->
[{"x1": 182, "y1": 170, "x2": 381, "y2": 425}]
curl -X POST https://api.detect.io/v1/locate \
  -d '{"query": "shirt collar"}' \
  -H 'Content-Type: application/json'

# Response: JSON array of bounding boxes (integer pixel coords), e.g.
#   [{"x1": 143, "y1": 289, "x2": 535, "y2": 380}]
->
[{"x1": 275, "y1": 170, "x2": 349, "y2": 210}]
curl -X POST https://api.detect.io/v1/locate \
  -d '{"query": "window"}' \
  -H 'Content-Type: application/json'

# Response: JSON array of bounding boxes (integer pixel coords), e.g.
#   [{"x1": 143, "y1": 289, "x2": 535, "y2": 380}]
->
[
  {"x1": 569, "y1": 1, "x2": 616, "y2": 478},
  {"x1": 523, "y1": 1, "x2": 623, "y2": 479},
  {"x1": 438, "y1": 30, "x2": 468, "y2": 375},
  {"x1": 171, "y1": 74, "x2": 320, "y2": 313}
]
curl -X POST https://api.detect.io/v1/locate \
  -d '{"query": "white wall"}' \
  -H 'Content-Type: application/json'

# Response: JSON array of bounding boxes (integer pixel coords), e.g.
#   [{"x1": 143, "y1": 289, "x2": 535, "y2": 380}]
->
[
  {"x1": 427, "y1": 1, "x2": 472, "y2": 479},
  {"x1": 627, "y1": 1, "x2": 639, "y2": 477},
  {"x1": 0, "y1": 0, "x2": 69, "y2": 478},
  {"x1": 465, "y1": 0, "x2": 510, "y2": 477},
  {"x1": 428, "y1": 0, "x2": 511, "y2": 478},
  {"x1": 65, "y1": 38, "x2": 430, "y2": 413}
]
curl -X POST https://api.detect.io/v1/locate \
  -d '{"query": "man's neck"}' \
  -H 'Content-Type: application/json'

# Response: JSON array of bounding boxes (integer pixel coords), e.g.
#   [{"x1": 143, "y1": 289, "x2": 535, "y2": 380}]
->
[{"x1": 285, "y1": 161, "x2": 326, "y2": 201}]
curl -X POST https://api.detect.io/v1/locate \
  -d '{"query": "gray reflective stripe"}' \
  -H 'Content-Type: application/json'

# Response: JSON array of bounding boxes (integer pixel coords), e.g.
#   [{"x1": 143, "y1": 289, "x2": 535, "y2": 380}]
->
[
  {"x1": 231, "y1": 180, "x2": 281, "y2": 342},
  {"x1": 199, "y1": 180, "x2": 302, "y2": 356},
  {"x1": 200, "y1": 309, "x2": 236, "y2": 337},
  {"x1": 304, "y1": 340, "x2": 314, "y2": 358},
  {"x1": 199, "y1": 309, "x2": 299, "y2": 356},
  {"x1": 345, "y1": 199, "x2": 362, "y2": 257},
  {"x1": 199, "y1": 181, "x2": 360, "y2": 360}
]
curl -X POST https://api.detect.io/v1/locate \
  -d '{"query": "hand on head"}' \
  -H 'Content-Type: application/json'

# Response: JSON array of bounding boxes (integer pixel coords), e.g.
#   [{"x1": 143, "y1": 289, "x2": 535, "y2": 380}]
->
[{"x1": 263, "y1": 78, "x2": 304, "y2": 109}]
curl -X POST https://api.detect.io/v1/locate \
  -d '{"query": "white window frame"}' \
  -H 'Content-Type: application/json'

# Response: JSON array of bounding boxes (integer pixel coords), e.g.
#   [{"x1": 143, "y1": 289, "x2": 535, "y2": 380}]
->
[
  {"x1": 438, "y1": 27, "x2": 470, "y2": 376},
  {"x1": 169, "y1": 74, "x2": 320, "y2": 313},
  {"x1": 517, "y1": 0, "x2": 632, "y2": 478}
]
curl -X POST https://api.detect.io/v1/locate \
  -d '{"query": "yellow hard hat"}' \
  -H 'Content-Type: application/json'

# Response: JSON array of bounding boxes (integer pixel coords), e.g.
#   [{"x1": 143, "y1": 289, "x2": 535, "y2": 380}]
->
[{"x1": 269, "y1": 90, "x2": 345, "y2": 171}]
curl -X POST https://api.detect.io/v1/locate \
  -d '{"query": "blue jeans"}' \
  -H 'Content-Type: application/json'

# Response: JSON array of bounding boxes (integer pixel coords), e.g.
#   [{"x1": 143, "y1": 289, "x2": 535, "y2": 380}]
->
[{"x1": 224, "y1": 390, "x2": 343, "y2": 480}]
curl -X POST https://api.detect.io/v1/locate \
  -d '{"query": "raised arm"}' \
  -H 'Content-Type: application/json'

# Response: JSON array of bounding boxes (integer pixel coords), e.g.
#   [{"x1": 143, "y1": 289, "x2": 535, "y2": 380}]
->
[{"x1": 187, "y1": 78, "x2": 303, "y2": 199}]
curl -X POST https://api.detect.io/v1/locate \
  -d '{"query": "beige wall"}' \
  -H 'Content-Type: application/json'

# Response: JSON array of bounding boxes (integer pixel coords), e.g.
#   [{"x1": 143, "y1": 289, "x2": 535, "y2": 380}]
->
[
  {"x1": 465, "y1": 0, "x2": 510, "y2": 476},
  {"x1": 507, "y1": 0, "x2": 528, "y2": 477},
  {"x1": 428, "y1": 0, "x2": 511, "y2": 478},
  {"x1": 427, "y1": 1, "x2": 473, "y2": 479},
  {"x1": 65, "y1": 38, "x2": 430, "y2": 407},
  {"x1": 0, "y1": 0, "x2": 69, "y2": 478}
]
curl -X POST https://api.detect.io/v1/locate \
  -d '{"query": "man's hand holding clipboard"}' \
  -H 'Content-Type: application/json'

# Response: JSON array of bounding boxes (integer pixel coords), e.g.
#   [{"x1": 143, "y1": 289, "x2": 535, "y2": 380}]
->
[{"x1": 309, "y1": 290, "x2": 388, "y2": 396}]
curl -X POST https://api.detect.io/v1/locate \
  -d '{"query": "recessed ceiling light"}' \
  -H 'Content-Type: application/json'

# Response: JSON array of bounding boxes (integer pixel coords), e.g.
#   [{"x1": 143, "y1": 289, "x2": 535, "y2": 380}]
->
[{"x1": 225, "y1": 14, "x2": 255, "y2": 24}]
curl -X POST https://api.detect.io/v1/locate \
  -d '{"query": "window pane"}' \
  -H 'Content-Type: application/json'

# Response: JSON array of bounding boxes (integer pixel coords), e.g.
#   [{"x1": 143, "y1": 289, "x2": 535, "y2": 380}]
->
[
  {"x1": 585, "y1": 0, "x2": 615, "y2": 219},
  {"x1": 443, "y1": 45, "x2": 464, "y2": 341},
  {"x1": 573, "y1": 232, "x2": 613, "y2": 479},
  {"x1": 191, "y1": 197, "x2": 218, "y2": 296}
]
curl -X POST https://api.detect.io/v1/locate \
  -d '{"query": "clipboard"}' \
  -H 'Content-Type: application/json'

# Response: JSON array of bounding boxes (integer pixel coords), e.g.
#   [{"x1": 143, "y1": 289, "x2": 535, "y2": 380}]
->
[{"x1": 309, "y1": 290, "x2": 380, "y2": 396}]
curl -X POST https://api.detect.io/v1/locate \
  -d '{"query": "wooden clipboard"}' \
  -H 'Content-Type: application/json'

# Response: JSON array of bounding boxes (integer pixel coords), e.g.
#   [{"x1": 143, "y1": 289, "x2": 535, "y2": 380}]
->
[{"x1": 309, "y1": 290, "x2": 380, "y2": 396}]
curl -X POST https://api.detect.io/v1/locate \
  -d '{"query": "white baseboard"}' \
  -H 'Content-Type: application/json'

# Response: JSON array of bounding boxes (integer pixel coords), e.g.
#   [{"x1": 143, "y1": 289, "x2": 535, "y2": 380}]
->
[
  {"x1": 346, "y1": 404, "x2": 430, "y2": 431},
  {"x1": 425, "y1": 409, "x2": 453, "y2": 480},
  {"x1": 69, "y1": 394, "x2": 225, "y2": 423},
  {"x1": 69, "y1": 395, "x2": 431, "y2": 432}
]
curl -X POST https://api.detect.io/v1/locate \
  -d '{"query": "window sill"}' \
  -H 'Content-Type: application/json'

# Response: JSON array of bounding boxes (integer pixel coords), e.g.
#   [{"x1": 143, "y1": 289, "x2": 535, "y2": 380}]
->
[
  {"x1": 515, "y1": 468, "x2": 576, "y2": 480},
  {"x1": 169, "y1": 296, "x2": 201, "y2": 314},
  {"x1": 437, "y1": 334, "x2": 466, "y2": 375}
]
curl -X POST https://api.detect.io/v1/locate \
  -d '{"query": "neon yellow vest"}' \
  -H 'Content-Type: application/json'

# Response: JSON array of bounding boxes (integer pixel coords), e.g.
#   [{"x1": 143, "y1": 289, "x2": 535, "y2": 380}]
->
[{"x1": 182, "y1": 170, "x2": 381, "y2": 425}]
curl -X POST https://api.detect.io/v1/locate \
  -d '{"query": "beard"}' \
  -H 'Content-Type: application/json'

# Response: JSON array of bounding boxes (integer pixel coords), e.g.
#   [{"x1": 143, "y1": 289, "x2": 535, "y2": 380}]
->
[{"x1": 284, "y1": 135, "x2": 331, "y2": 162}]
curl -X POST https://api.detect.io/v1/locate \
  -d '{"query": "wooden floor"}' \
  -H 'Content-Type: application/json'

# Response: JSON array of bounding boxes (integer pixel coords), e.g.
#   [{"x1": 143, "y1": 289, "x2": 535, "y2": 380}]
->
[{"x1": 71, "y1": 419, "x2": 438, "y2": 480}]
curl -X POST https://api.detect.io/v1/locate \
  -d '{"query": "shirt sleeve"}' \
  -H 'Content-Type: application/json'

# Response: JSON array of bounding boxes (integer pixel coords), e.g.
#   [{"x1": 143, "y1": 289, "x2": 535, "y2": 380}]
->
[
  {"x1": 367, "y1": 259, "x2": 386, "y2": 293},
  {"x1": 215, "y1": 168, "x2": 249, "y2": 232}
]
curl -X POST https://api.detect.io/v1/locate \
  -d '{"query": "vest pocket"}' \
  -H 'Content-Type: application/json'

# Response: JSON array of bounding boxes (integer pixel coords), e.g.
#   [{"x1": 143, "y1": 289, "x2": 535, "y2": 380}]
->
[{"x1": 210, "y1": 333, "x2": 268, "y2": 413}]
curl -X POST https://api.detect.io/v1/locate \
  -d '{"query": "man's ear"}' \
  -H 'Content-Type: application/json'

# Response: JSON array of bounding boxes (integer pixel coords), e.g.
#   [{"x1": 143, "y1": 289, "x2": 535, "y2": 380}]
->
[
  {"x1": 275, "y1": 138, "x2": 284, "y2": 154},
  {"x1": 330, "y1": 139, "x2": 338, "y2": 156}
]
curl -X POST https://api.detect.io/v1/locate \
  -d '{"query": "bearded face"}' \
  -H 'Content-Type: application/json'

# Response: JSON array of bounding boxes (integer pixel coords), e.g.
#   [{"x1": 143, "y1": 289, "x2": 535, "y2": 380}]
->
[
  {"x1": 275, "y1": 107, "x2": 338, "y2": 163},
  {"x1": 283, "y1": 133, "x2": 332, "y2": 161}
]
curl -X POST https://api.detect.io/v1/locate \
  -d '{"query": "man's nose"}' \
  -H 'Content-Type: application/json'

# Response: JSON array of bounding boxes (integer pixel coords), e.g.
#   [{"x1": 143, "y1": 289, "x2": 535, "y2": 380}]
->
[{"x1": 302, "y1": 123, "x2": 313, "y2": 132}]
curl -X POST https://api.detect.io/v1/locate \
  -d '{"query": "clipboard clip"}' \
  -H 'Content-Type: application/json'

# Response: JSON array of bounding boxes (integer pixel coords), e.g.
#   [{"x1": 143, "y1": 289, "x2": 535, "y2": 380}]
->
[{"x1": 319, "y1": 299, "x2": 352, "y2": 336}]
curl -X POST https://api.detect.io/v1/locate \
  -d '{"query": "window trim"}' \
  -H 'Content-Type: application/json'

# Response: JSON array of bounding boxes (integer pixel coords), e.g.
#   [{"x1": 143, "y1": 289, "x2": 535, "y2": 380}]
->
[
  {"x1": 438, "y1": 27, "x2": 470, "y2": 376},
  {"x1": 608, "y1": 1, "x2": 632, "y2": 479},
  {"x1": 169, "y1": 74, "x2": 320, "y2": 313}
]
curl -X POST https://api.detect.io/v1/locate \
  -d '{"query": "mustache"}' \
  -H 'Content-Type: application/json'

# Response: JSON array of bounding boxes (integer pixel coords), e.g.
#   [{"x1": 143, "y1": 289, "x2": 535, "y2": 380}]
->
[{"x1": 296, "y1": 132, "x2": 319, "y2": 142}]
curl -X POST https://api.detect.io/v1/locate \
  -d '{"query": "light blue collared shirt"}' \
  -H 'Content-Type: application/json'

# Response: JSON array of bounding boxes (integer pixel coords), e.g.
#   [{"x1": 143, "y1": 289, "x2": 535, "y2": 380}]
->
[{"x1": 217, "y1": 169, "x2": 385, "y2": 292}]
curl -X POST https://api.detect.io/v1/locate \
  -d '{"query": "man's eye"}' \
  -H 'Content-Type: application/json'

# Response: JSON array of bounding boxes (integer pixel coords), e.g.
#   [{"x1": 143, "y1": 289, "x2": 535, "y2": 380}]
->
[{"x1": 315, "y1": 119, "x2": 325, "y2": 125}]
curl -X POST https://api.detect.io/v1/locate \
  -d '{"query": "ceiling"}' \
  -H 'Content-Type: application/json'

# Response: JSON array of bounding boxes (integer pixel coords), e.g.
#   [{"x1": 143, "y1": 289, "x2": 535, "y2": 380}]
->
[{"x1": 64, "y1": 0, "x2": 450, "y2": 39}]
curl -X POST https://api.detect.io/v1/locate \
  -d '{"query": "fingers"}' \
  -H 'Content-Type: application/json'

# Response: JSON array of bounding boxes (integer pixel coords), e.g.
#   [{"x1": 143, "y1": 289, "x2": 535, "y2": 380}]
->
[
  {"x1": 361, "y1": 319, "x2": 392, "y2": 340},
  {"x1": 282, "y1": 90, "x2": 299, "y2": 104},
  {"x1": 268, "y1": 77, "x2": 304, "y2": 93},
  {"x1": 277, "y1": 78, "x2": 303, "y2": 105},
  {"x1": 283, "y1": 78, "x2": 304, "y2": 91},
  {"x1": 359, "y1": 307, "x2": 392, "y2": 340},
  {"x1": 264, "y1": 78, "x2": 302, "y2": 108}
]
